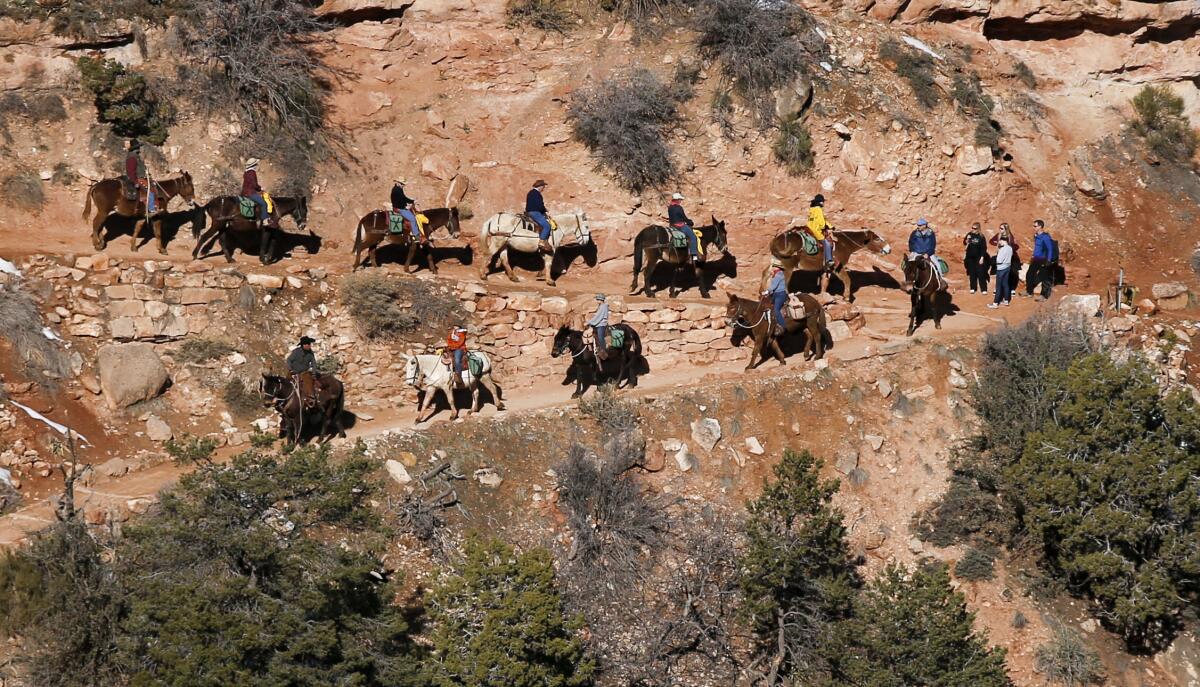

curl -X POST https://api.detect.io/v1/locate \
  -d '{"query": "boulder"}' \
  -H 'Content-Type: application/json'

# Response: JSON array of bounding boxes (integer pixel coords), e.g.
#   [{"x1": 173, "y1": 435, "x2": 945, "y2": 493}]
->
[
  {"x1": 474, "y1": 467, "x2": 503, "y2": 488},
  {"x1": 691, "y1": 418, "x2": 722, "y2": 451},
  {"x1": 1068, "y1": 148, "x2": 1107, "y2": 199},
  {"x1": 874, "y1": 162, "x2": 900, "y2": 188},
  {"x1": 835, "y1": 450, "x2": 859, "y2": 475},
  {"x1": 1057, "y1": 293, "x2": 1101, "y2": 319},
  {"x1": 145, "y1": 415, "x2": 173, "y2": 442},
  {"x1": 245, "y1": 274, "x2": 284, "y2": 289},
  {"x1": 421, "y1": 153, "x2": 460, "y2": 181},
  {"x1": 385, "y1": 459, "x2": 412, "y2": 484},
  {"x1": 744, "y1": 436, "x2": 765, "y2": 455},
  {"x1": 1152, "y1": 282, "x2": 1188, "y2": 299},
  {"x1": 828, "y1": 320, "x2": 853, "y2": 342},
  {"x1": 506, "y1": 292, "x2": 542, "y2": 311},
  {"x1": 773, "y1": 75, "x2": 813, "y2": 122},
  {"x1": 97, "y1": 457, "x2": 130, "y2": 478},
  {"x1": 956, "y1": 145, "x2": 993, "y2": 175},
  {"x1": 97, "y1": 343, "x2": 170, "y2": 409}
]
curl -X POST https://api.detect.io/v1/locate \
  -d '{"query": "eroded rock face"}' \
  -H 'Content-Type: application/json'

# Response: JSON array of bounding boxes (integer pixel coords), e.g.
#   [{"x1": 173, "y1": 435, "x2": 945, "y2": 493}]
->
[{"x1": 1069, "y1": 147, "x2": 1107, "y2": 200}]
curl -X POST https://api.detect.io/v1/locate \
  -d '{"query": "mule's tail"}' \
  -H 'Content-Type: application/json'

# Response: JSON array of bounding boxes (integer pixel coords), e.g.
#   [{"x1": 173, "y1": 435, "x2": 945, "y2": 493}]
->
[
  {"x1": 81, "y1": 184, "x2": 95, "y2": 219},
  {"x1": 478, "y1": 215, "x2": 494, "y2": 257},
  {"x1": 631, "y1": 237, "x2": 643, "y2": 285},
  {"x1": 353, "y1": 218, "x2": 364, "y2": 260}
]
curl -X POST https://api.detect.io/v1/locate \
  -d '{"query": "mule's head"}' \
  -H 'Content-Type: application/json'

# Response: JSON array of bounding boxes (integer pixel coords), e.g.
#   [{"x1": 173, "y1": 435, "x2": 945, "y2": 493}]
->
[
  {"x1": 574, "y1": 211, "x2": 592, "y2": 245},
  {"x1": 711, "y1": 215, "x2": 729, "y2": 253},
  {"x1": 259, "y1": 373, "x2": 284, "y2": 404},
  {"x1": 447, "y1": 206, "x2": 462, "y2": 239},
  {"x1": 294, "y1": 196, "x2": 309, "y2": 230},
  {"x1": 867, "y1": 230, "x2": 892, "y2": 255},
  {"x1": 402, "y1": 354, "x2": 420, "y2": 387},
  {"x1": 550, "y1": 326, "x2": 574, "y2": 358},
  {"x1": 901, "y1": 253, "x2": 925, "y2": 293},
  {"x1": 178, "y1": 171, "x2": 197, "y2": 205},
  {"x1": 723, "y1": 292, "x2": 747, "y2": 327}
]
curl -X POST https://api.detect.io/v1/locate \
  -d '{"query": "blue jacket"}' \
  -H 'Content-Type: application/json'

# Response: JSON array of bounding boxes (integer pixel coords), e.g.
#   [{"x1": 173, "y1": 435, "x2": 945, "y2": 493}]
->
[
  {"x1": 668, "y1": 203, "x2": 691, "y2": 226},
  {"x1": 525, "y1": 188, "x2": 547, "y2": 215},
  {"x1": 909, "y1": 229, "x2": 936, "y2": 256},
  {"x1": 1032, "y1": 231, "x2": 1054, "y2": 261},
  {"x1": 767, "y1": 270, "x2": 787, "y2": 294}
]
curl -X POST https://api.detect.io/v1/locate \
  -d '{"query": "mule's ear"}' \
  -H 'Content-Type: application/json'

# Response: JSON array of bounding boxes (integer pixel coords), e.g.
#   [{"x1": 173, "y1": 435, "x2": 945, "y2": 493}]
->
[
  {"x1": 727, "y1": 292, "x2": 736, "y2": 302},
  {"x1": 711, "y1": 214, "x2": 717, "y2": 224}
]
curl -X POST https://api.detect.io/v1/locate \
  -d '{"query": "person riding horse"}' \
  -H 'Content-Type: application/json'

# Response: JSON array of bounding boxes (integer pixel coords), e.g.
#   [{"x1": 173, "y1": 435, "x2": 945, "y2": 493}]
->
[
  {"x1": 123, "y1": 139, "x2": 150, "y2": 207},
  {"x1": 587, "y1": 294, "x2": 610, "y2": 360},
  {"x1": 286, "y1": 336, "x2": 324, "y2": 407},
  {"x1": 908, "y1": 218, "x2": 943, "y2": 277},
  {"x1": 807, "y1": 194, "x2": 834, "y2": 269},
  {"x1": 391, "y1": 178, "x2": 426, "y2": 243},
  {"x1": 764, "y1": 265, "x2": 788, "y2": 337},
  {"x1": 242, "y1": 158, "x2": 278, "y2": 229},
  {"x1": 527, "y1": 179, "x2": 552, "y2": 254},
  {"x1": 668, "y1": 193, "x2": 700, "y2": 265},
  {"x1": 446, "y1": 326, "x2": 468, "y2": 389}
]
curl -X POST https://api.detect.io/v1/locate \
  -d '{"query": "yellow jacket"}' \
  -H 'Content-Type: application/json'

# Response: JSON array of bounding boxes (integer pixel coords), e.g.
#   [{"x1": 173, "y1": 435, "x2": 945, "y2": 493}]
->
[{"x1": 806, "y1": 206, "x2": 828, "y2": 241}]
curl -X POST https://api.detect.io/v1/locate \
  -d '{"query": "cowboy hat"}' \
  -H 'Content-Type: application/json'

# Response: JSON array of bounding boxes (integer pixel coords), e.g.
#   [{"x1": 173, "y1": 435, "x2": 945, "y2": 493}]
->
[
  {"x1": 595, "y1": 294, "x2": 607, "y2": 301},
  {"x1": 811, "y1": 194, "x2": 825, "y2": 205},
  {"x1": 532, "y1": 179, "x2": 547, "y2": 188},
  {"x1": 671, "y1": 192, "x2": 685, "y2": 201},
  {"x1": 299, "y1": 336, "x2": 315, "y2": 345},
  {"x1": 245, "y1": 158, "x2": 260, "y2": 170},
  {"x1": 394, "y1": 177, "x2": 406, "y2": 185}
]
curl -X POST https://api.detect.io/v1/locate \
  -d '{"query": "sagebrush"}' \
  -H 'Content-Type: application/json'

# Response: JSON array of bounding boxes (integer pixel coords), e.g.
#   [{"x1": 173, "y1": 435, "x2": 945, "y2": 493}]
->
[
  {"x1": 341, "y1": 271, "x2": 464, "y2": 340},
  {"x1": 1, "y1": 169, "x2": 45, "y2": 212},
  {"x1": 568, "y1": 68, "x2": 681, "y2": 193},
  {"x1": 880, "y1": 39, "x2": 939, "y2": 109},
  {"x1": 1035, "y1": 627, "x2": 1105, "y2": 687},
  {"x1": 1130, "y1": 84, "x2": 1198, "y2": 162},
  {"x1": 773, "y1": 118, "x2": 815, "y2": 175},
  {"x1": 77, "y1": 56, "x2": 173, "y2": 145},
  {"x1": 505, "y1": 0, "x2": 572, "y2": 31},
  {"x1": 695, "y1": 0, "x2": 816, "y2": 101}
]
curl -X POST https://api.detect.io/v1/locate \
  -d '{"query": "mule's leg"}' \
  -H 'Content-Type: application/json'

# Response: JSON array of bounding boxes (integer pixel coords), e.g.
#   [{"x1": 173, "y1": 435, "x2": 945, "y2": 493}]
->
[
  {"x1": 403, "y1": 241, "x2": 418, "y2": 273},
  {"x1": 695, "y1": 262, "x2": 710, "y2": 299},
  {"x1": 479, "y1": 375, "x2": 505, "y2": 410},
  {"x1": 933, "y1": 293, "x2": 943, "y2": 330},
  {"x1": 500, "y1": 248, "x2": 519, "y2": 282},
  {"x1": 90, "y1": 198, "x2": 106, "y2": 250},
  {"x1": 839, "y1": 266, "x2": 853, "y2": 302},
  {"x1": 812, "y1": 319, "x2": 826, "y2": 359},
  {"x1": 219, "y1": 229, "x2": 236, "y2": 263},
  {"x1": 130, "y1": 217, "x2": 146, "y2": 252},
  {"x1": 769, "y1": 338, "x2": 787, "y2": 365},
  {"x1": 151, "y1": 217, "x2": 166, "y2": 255},
  {"x1": 629, "y1": 251, "x2": 641, "y2": 294},
  {"x1": 747, "y1": 337, "x2": 765, "y2": 371},
  {"x1": 543, "y1": 252, "x2": 556, "y2": 287},
  {"x1": 259, "y1": 227, "x2": 273, "y2": 265},
  {"x1": 907, "y1": 293, "x2": 919, "y2": 336},
  {"x1": 425, "y1": 243, "x2": 438, "y2": 275},
  {"x1": 642, "y1": 254, "x2": 657, "y2": 297},
  {"x1": 193, "y1": 224, "x2": 218, "y2": 259}
]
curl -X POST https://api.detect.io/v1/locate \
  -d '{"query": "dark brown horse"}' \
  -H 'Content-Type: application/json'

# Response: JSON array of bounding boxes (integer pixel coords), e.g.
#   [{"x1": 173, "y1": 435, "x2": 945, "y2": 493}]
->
[
  {"x1": 352, "y1": 207, "x2": 462, "y2": 273},
  {"x1": 764, "y1": 229, "x2": 892, "y2": 301},
  {"x1": 630, "y1": 217, "x2": 728, "y2": 298},
  {"x1": 82, "y1": 172, "x2": 197, "y2": 254},
  {"x1": 724, "y1": 292, "x2": 825, "y2": 371},
  {"x1": 902, "y1": 254, "x2": 949, "y2": 336},
  {"x1": 550, "y1": 325, "x2": 643, "y2": 398},
  {"x1": 259, "y1": 373, "x2": 346, "y2": 446},
  {"x1": 192, "y1": 196, "x2": 310, "y2": 264}
]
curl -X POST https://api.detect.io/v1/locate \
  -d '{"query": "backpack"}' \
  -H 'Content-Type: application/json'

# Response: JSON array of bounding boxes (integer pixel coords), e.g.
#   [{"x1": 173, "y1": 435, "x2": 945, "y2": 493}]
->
[
  {"x1": 609, "y1": 328, "x2": 626, "y2": 350},
  {"x1": 467, "y1": 352, "x2": 483, "y2": 378},
  {"x1": 1049, "y1": 238, "x2": 1060, "y2": 263},
  {"x1": 389, "y1": 211, "x2": 405, "y2": 234},
  {"x1": 238, "y1": 197, "x2": 257, "y2": 219}
]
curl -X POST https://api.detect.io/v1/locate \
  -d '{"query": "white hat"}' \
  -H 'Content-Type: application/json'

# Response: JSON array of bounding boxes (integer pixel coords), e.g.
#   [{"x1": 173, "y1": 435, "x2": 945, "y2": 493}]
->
[
  {"x1": 245, "y1": 158, "x2": 260, "y2": 170},
  {"x1": 394, "y1": 177, "x2": 406, "y2": 185},
  {"x1": 671, "y1": 192, "x2": 685, "y2": 200}
]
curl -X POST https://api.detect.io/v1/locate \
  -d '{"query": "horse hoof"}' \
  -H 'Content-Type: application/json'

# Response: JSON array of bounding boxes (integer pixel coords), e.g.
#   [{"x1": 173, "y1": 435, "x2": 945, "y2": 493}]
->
[
  {"x1": 701, "y1": 293, "x2": 711, "y2": 299},
  {"x1": 546, "y1": 281, "x2": 556, "y2": 287},
  {"x1": 496, "y1": 404, "x2": 506, "y2": 411},
  {"x1": 508, "y1": 276, "x2": 520, "y2": 283}
]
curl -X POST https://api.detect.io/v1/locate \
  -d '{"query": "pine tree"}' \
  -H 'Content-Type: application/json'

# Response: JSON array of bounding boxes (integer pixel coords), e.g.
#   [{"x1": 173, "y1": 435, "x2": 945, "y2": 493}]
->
[
  {"x1": 739, "y1": 449, "x2": 858, "y2": 683},
  {"x1": 427, "y1": 537, "x2": 594, "y2": 687},
  {"x1": 822, "y1": 563, "x2": 1012, "y2": 687}
]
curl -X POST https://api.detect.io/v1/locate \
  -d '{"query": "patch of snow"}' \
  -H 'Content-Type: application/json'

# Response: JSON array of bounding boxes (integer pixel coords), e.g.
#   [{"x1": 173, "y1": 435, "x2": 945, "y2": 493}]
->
[
  {"x1": 820, "y1": 62, "x2": 833, "y2": 72},
  {"x1": 10, "y1": 400, "x2": 91, "y2": 446},
  {"x1": 42, "y1": 327, "x2": 61, "y2": 341},
  {"x1": 0, "y1": 258, "x2": 20, "y2": 277},
  {"x1": 902, "y1": 36, "x2": 943, "y2": 60}
]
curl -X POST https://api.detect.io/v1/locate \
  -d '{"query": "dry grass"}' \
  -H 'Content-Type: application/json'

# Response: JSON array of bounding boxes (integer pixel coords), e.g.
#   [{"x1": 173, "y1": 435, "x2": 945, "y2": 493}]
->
[
  {"x1": 2, "y1": 169, "x2": 45, "y2": 212},
  {"x1": 341, "y1": 272, "x2": 464, "y2": 341},
  {"x1": 0, "y1": 284, "x2": 71, "y2": 382}
]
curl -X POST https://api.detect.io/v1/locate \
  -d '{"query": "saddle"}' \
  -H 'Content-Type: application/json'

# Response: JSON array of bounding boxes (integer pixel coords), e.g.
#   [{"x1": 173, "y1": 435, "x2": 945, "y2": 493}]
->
[
  {"x1": 238, "y1": 192, "x2": 275, "y2": 220},
  {"x1": 786, "y1": 294, "x2": 808, "y2": 321},
  {"x1": 518, "y1": 213, "x2": 557, "y2": 234},
  {"x1": 583, "y1": 328, "x2": 625, "y2": 351},
  {"x1": 786, "y1": 229, "x2": 820, "y2": 256}
]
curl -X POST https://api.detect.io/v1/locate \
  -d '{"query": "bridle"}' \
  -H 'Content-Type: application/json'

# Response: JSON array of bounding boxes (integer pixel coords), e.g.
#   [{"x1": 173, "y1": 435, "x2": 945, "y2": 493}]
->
[
  {"x1": 553, "y1": 333, "x2": 592, "y2": 359},
  {"x1": 727, "y1": 300, "x2": 769, "y2": 330},
  {"x1": 403, "y1": 357, "x2": 424, "y2": 387}
]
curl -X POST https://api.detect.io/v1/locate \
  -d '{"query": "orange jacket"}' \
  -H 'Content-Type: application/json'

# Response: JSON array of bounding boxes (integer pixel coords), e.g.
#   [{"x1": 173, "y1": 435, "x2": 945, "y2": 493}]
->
[{"x1": 447, "y1": 330, "x2": 467, "y2": 350}]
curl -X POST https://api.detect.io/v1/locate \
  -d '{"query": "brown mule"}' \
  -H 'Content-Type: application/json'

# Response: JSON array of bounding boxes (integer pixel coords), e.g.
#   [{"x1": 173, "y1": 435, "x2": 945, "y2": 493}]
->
[
  {"x1": 82, "y1": 172, "x2": 196, "y2": 254},
  {"x1": 352, "y1": 207, "x2": 462, "y2": 273},
  {"x1": 259, "y1": 373, "x2": 347, "y2": 447},
  {"x1": 902, "y1": 254, "x2": 949, "y2": 336},
  {"x1": 725, "y1": 292, "x2": 825, "y2": 371},
  {"x1": 629, "y1": 217, "x2": 728, "y2": 299},
  {"x1": 192, "y1": 195, "x2": 310, "y2": 264},
  {"x1": 763, "y1": 229, "x2": 891, "y2": 301}
]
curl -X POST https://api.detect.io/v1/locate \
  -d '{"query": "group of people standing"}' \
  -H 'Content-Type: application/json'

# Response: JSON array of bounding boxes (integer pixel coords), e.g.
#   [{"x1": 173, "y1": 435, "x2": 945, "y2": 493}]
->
[{"x1": 962, "y1": 219, "x2": 1057, "y2": 308}]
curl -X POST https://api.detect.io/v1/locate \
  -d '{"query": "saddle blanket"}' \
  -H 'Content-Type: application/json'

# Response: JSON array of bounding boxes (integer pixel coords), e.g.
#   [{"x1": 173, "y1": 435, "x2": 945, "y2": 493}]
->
[{"x1": 439, "y1": 351, "x2": 483, "y2": 378}]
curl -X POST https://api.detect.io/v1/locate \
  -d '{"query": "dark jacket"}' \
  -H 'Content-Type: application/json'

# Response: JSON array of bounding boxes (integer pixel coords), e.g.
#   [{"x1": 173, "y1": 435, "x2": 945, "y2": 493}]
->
[
  {"x1": 668, "y1": 202, "x2": 691, "y2": 227},
  {"x1": 241, "y1": 170, "x2": 262, "y2": 197},
  {"x1": 391, "y1": 184, "x2": 413, "y2": 210},
  {"x1": 286, "y1": 346, "x2": 317, "y2": 375},
  {"x1": 989, "y1": 232, "x2": 1018, "y2": 251},
  {"x1": 125, "y1": 153, "x2": 144, "y2": 182},
  {"x1": 1032, "y1": 231, "x2": 1054, "y2": 262},
  {"x1": 963, "y1": 231, "x2": 988, "y2": 260},
  {"x1": 908, "y1": 229, "x2": 936, "y2": 256},
  {"x1": 525, "y1": 188, "x2": 547, "y2": 215}
]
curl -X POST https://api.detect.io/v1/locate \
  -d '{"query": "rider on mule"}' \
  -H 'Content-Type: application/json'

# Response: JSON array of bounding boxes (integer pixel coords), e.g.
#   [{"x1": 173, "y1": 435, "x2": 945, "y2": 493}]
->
[
  {"x1": 908, "y1": 218, "x2": 943, "y2": 277},
  {"x1": 242, "y1": 158, "x2": 278, "y2": 229},
  {"x1": 587, "y1": 294, "x2": 610, "y2": 360},
  {"x1": 668, "y1": 193, "x2": 700, "y2": 265},
  {"x1": 124, "y1": 139, "x2": 145, "y2": 203},
  {"x1": 391, "y1": 178, "x2": 425, "y2": 242},
  {"x1": 764, "y1": 265, "x2": 788, "y2": 337},
  {"x1": 286, "y1": 336, "x2": 324, "y2": 408},
  {"x1": 807, "y1": 194, "x2": 834, "y2": 268},
  {"x1": 526, "y1": 179, "x2": 553, "y2": 254},
  {"x1": 447, "y1": 326, "x2": 468, "y2": 389}
]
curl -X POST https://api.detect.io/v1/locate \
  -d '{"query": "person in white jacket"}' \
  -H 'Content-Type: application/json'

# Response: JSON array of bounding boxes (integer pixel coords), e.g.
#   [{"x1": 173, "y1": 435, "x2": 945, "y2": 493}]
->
[{"x1": 989, "y1": 238, "x2": 1014, "y2": 308}]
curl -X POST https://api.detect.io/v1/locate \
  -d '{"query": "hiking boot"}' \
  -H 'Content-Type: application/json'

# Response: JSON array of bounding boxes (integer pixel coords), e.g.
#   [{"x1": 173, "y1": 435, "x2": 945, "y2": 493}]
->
[
  {"x1": 596, "y1": 348, "x2": 609, "y2": 361},
  {"x1": 772, "y1": 324, "x2": 785, "y2": 337}
]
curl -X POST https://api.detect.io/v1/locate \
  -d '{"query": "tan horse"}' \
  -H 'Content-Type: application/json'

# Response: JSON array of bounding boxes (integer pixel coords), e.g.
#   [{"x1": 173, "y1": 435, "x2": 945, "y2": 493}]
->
[
  {"x1": 81, "y1": 172, "x2": 196, "y2": 254},
  {"x1": 763, "y1": 228, "x2": 891, "y2": 301},
  {"x1": 478, "y1": 212, "x2": 591, "y2": 286},
  {"x1": 352, "y1": 207, "x2": 462, "y2": 273}
]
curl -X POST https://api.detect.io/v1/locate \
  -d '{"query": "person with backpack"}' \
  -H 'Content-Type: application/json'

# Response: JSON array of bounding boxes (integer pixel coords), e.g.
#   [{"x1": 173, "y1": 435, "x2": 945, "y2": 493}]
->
[
  {"x1": 1028, "y1": 219, "x2": 1056, "y2": 300},
  {"x1": 962, "y1": 222, "x2": 989, "y2": 294}
]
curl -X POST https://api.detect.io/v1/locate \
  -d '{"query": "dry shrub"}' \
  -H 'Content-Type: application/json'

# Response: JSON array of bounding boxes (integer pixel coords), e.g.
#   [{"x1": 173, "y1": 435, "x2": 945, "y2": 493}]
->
[
  {"x1": 954, "y1": 546, "x2": 996, "y2": 581},
  {"x1": 773, "y1": 118, "x2": 814, "y2": 175},
  {"x1": 1130, "y1": 84, "x2": 1199, "y2": 162},
  {"x1": 1013, "y1": 60, "x2": 1036, "y2": 89},
  {"x1": 0, "y1": 284, "x2": 70, "y2": 381},
  {"x1": 880, "y1": 38, "x2": 939, "y2": 109},
  {"x1": 341, "y1": 271, "x2": 464, "y2": 341},
  {"x1": 176, "y1": 338, "x2": 235, "y2": 364},
  {"x1": 695, "y1": 0, "x2": 816, "y2": 100},
  {"x1": 568, "y1": 67, "x2": 681, "y2": 193},
  {"x1": 577, "y1": 383, "x2": 638, "y2": 436},
  {"x1": 2, "y1": 169, "x2": 45, "y2": 212},
  {"x1": 221, "y1": 378, "x2": 260, "y2": 418},
  {"x1": 50, "y1": 162, "x2": 78, "y2": 187},
  {"x1": 1035, "y1": 627, "x2": 1105, "y2": 687},
  {"x1": 505, "y1": 0, "x2": 572, "y2": 31}
]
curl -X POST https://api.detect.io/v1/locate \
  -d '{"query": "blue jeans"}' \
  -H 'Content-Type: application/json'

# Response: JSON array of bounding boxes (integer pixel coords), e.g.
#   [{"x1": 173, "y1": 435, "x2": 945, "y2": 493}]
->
[
  {"x1": 994, "y1": 268, "x2": 1012, "y2": 304},
  {"x1": 594, "y1": 325, "x2": 607, "y2": 347},
  {"x1": 248, "y1": 194, "x2": 268, "y2": 221},
  {"x1": 823, "y1": 238, "x2": 833, "y2": 263},
  {"x1": 771, "y1": 291, "x2": 787, "y2": 327},
  {"x1": 147, "y1": 189, "x2": 157, "y2": 213},
  {"x1": 398, "y1": 208, "x2": 420, "y2": 239},
  {"x1": 529, "y1": 211, "x2": 551, "y2": 240},
  {"x1": 675, "y1": 224, "x2": 699, "y2": 257},
  {"x1": 452, "y1": 349, "x2": 465, "y2": 373}
]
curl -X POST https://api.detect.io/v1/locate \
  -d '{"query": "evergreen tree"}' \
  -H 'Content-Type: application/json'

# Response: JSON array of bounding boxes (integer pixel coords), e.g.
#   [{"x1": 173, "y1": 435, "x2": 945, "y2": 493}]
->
[
  {"x1": 1007, "y1": 354, "x2": 1200, "y2": 650},
  {"x1": 822, "y1": 563, "x2": 1012, "y2": 687},
  {"x1": 739, "y1": 449, "x2": 858, "y2": 682},
  {"x1": 426, "y1": 537, "x2": 594, "y2": 687}
]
